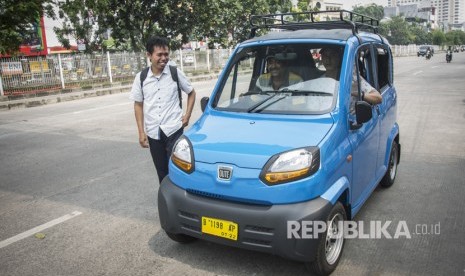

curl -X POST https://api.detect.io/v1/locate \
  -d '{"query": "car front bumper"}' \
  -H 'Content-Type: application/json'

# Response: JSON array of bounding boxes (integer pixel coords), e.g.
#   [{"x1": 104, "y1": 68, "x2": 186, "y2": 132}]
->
[{"x1": 158, "y1": 177, "x2": 333, "y2": 262}]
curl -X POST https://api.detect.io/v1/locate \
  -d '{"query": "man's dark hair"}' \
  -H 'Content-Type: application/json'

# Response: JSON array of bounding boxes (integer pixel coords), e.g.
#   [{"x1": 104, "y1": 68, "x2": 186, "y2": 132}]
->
[{"x1": 146, "y1": 36, "x2": 170, "y2": 54}]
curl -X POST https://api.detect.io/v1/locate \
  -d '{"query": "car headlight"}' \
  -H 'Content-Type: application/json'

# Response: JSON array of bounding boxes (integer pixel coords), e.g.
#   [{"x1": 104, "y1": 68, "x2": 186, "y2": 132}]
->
[
  {"x1": 171, "y1": 136, "x2": 194, "y2": 174},
  {"x1": 260, "y1": 147, "x2": 320, "y2": 185}
]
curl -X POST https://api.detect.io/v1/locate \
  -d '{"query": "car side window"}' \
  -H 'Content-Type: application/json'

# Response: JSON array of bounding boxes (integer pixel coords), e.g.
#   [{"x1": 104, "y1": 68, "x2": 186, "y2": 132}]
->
[
  {"x1": 350, "y1": 48, "x2": 373, "y2": 114},
  {"x1": 375, "y1": 46, "x2": 391, "y2": 90}
]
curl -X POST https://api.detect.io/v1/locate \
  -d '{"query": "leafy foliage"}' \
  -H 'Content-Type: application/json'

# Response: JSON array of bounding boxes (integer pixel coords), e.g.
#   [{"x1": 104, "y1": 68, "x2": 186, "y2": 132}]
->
[
  {"x1": 379, "y1": 14, "x2": 465, "y2": 46},
  {"x1": 445, "y1": 30, "x2": 465, "y2": 46},
  {"x1": 53, "y1": 0, "x2": 102, "y2": 53},
  {"x1": 432, "y1": 30, "x2": 446, "y2": 46},
  {"x1": 0, "y1": 0, "x2": 54, "y2": 55},
  {"x1": 379, "y1": 16, "x2": 410, "y2": 45},
  {"x1": 9, "y1": 0, "x2": 462, "y2": 55},
  {"x1": 191, "y1": 0, "x2": 270, "y2": 48},
  {"x1": 352, "y1": 4, "x2": 384, "y2": 21},
  {"x1": 97, "y1": 0, "x2": 199, "y2": 52},
  {"x1": 93, "y1": 0, "x2": 291, "y2": 51},
  {"x1": 408, "y1": 23, "x2": 432, "y2": 45}
]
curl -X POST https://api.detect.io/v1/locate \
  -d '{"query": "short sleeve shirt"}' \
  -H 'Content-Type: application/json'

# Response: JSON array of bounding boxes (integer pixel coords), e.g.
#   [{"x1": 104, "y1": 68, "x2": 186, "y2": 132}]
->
[
  {"x1": 350, "y1": 67, "x2": 376, "y2": 113},
  {"x1": 256, "y1": 72, "x2": 302, "y2": 91},
  {"x1": 129, "y1": 63, "x2": 193, "y2": 139}
]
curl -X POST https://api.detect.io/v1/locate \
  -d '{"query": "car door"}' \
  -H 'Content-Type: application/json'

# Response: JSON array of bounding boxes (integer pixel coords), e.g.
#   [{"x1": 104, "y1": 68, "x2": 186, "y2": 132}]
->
[
  {"x1": 348, "y1": 45, "x2": 380, "y2": 209},
  {"x1": 373, "y1": 44, "x2": 397, "y2": 179}
]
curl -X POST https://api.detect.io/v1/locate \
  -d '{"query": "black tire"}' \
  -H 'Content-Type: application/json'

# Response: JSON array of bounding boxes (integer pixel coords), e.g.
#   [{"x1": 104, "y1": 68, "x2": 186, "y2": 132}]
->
[
  {"x1": 306, "y1": 202, "x2": 347, "y2": 276},
  {"x1": 380, "y1": 141, "x2": 399, "y2": 188},
  {"x1": 165, "y1": 231, "x2": 197, "y2": 243}
]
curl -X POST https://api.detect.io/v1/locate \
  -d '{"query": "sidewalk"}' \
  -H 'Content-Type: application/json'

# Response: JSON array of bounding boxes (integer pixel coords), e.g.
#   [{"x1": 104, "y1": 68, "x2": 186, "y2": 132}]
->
[{"x1": 0, "y1": 73, "x2": 220, "y2": 112}]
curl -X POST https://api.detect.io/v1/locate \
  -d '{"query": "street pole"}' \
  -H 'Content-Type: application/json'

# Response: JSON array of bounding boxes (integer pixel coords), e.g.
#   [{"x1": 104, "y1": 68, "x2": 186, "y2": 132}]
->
[
  {"x1": 107, "y1": 52, "x2": 113, "y2": 84},
  {"x1": 58, "y1": 53, "x2": 65, "y2": 89},
  {"x1": 0, "y1": 75, "x2": 4, "y2": 96}
]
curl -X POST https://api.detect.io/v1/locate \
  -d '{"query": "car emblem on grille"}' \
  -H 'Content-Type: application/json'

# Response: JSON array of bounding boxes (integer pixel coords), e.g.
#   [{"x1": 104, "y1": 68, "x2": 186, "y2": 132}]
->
[{"x1": 218, "y1": 166, "x2": 233, "y2": 181}]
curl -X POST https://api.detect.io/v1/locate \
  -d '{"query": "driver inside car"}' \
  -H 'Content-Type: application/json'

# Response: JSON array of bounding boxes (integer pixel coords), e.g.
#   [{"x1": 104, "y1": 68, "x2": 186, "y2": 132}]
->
[{"x1": 256, "y1": 54, "x2": 303, "y2": 91}]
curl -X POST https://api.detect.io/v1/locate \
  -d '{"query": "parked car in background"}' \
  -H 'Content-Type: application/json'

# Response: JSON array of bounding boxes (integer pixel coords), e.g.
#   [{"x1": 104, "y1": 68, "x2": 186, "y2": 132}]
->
[{"x1": 417, "y1": 45, "x2": 434, "y2": 57}]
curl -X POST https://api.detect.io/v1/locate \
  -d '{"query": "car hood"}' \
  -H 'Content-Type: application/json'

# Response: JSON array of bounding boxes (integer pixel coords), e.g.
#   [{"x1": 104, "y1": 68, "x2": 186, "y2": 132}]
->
[{"x1": 186, "y1": 112, "x2": 334, "y2": 169}]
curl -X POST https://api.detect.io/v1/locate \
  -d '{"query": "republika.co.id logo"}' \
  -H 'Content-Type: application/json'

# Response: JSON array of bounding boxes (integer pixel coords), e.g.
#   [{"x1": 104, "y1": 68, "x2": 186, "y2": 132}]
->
[{"x1": 287, "y1": 220, "x2": 441, "y2": 239}]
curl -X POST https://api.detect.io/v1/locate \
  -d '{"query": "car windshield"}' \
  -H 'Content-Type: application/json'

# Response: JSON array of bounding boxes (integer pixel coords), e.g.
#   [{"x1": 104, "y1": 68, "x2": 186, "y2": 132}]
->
[{"x1": 212, "y1": 44, "x2": 342, "y2": 114}]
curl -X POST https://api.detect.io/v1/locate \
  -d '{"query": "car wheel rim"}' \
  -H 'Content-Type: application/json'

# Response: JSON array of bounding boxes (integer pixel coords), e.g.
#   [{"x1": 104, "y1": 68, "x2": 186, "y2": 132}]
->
[
  {"x1": 389, "y1": 147, "x2": 398, "y2": 180},
  {"x1": 325, "y1": 213, "x2": 344, "y2": 265}
]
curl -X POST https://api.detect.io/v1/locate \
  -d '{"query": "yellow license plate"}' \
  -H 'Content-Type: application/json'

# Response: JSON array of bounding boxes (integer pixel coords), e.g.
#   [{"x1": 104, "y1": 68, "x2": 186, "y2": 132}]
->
[{"x1": 201, "y1": 216, "x2": 238, "y2": 241}]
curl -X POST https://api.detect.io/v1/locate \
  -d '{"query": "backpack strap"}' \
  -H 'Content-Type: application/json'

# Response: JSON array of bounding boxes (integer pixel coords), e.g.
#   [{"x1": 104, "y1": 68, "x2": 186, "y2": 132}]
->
[
  {"x1": 139, "y1": 65, "x2": 182, "y2": 109},
  {"x1": 169, "y1": 65, "x2": 182, "y2": 109},
  {"x1": 139, "y1": 66, "x2": 150, "y2": 100}
]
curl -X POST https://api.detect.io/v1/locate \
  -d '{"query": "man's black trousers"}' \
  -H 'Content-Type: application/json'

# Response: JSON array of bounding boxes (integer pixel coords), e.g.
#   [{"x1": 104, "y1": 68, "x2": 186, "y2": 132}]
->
[{"x1": 148, "y1": 128, "x2": 183, "y2": 184}]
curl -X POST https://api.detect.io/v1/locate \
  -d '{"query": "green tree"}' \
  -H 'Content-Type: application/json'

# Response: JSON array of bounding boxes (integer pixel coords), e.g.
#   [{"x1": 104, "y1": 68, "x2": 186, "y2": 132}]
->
[
  {"x1": 408, "y1": 24, "x2": 431, "y2": 45},
  {"x1": 53, "y1": 0, "x2": 102, "y2": 53},
  {"x1": 0, "y1": 0, "x2": 54, "y2": 55},
  {"x1": 267, "y1": 0, "x2": 292, "y2": 13},
  {"x1": 379, "y1": 16, "x2": 410, "y2": 45},
  {"x1": 459, "y1": 31, "x2": 465, "y2": 44},
  {"x1": 432, "y1": 29, "x2": 446, "y2": 46},
  {"x1": 352, "y1": 4, "x2": 384, "y2": 21},
  {"x1": 445, "y1": 30, "x2": 465, "y2": 46},
  {"x1": 296, "y1": 0, "x2": 310, "y2": 12},
  {"x1": 192, "y1": 0, "x2": 270, "y2": 48},
  {"x1": 48, "y1": 0, "x2": 297, "y2": 53},
  {"x1": 95, "y1": 0, "x2": 197, "y2": 52},
  {"x1": 96, "y1": 0, "x2": 296, "y2": 50}
]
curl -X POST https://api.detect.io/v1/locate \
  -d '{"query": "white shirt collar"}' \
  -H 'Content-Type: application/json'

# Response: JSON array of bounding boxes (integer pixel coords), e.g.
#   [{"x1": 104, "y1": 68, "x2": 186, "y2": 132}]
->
[{"x1": 147, "y1": 65, "x2": 170, "y2": 79}]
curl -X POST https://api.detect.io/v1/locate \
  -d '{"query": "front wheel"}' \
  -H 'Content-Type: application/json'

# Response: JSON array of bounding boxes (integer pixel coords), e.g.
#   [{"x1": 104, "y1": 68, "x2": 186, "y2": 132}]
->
[
  {"x1": 306, "y1": 202, "x2": 347, "y2": 276},
  {"x1": 380, "y1": 141, "x2": 399, "y2": 188}
]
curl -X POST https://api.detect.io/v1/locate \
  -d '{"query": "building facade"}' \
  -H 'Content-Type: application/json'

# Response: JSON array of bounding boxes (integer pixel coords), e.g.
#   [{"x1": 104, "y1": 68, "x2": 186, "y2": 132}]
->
[
  {"x1": 389, "y1": 0, "x2": 465, "y2": 26},
  {"x1": 308, "y1": 0, "x2": 343, "y2": 12}
]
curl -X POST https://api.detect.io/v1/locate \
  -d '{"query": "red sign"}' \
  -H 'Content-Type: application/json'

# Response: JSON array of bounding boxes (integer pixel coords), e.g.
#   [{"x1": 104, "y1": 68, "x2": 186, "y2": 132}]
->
[{"x1": 0, "y1": 16, "x2": 48, "y2": 57}]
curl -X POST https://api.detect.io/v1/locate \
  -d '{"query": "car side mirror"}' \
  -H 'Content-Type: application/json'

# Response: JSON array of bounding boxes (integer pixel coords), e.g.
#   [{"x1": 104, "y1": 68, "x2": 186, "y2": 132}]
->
[
  {"x1": 350, "y1": 101, "x2": 373, "y2": 130},
  {"x1": 356, "y1": 101, "x2": 372, "y2": 124},
  {"x1": 201, "y1": 97, "x2": 209, "y2": 112}
]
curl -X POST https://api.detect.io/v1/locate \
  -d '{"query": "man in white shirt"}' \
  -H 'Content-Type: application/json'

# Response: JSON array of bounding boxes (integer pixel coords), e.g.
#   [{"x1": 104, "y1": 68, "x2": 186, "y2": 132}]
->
[
  {"x1": 130, "y1": 36, "x2": 196, "y2": 184},
  {"x1": 319, "y1": 47, "x2": 381, "y2": 106}
]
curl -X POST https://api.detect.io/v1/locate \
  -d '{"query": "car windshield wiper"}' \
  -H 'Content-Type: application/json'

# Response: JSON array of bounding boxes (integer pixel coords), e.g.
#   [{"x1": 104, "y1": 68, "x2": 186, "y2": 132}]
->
[
  {"x1": 242, "y1": 90, "x2": 279, "y2": 96},
  {"x1": 247, "y1": 94, "x2": 278, "y2": 112},
  {"x1": 286, "y1": 90, "x2": 334, "y2": 96},
  {"x1": 251, "y1": 95, "x2": 289, "y2": 113}
]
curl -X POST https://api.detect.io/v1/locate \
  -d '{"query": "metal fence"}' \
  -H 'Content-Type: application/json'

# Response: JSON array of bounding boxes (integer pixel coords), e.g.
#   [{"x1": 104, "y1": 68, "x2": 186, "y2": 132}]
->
[
  {"x1": 0, "y1": 49, "x2": 234, "y2": 96},
  {"x1": 0, "y1": 45, "x2": 429, "y2": 96}
]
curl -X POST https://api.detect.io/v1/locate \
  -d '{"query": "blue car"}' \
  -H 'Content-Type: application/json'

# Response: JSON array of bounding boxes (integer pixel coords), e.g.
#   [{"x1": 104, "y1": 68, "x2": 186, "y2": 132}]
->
[{"x1": 158, "y1": 10, "x2": 400, "y2": 275}]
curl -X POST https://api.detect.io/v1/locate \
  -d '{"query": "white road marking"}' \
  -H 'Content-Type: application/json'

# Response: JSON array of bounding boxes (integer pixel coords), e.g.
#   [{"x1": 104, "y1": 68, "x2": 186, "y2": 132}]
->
[
  {"x1": 413, "y1": 71, "x2": 423, "y2": 75},
  {"x1": 0, "y1": 211, "x2": 82, "y2": 249}
]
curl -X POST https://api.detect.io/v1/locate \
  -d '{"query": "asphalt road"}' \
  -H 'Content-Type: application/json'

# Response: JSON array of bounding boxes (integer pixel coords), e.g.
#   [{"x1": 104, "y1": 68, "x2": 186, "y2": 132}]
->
[{"x1": 1, "y1": 52, "x2": 464, "y2": 276}]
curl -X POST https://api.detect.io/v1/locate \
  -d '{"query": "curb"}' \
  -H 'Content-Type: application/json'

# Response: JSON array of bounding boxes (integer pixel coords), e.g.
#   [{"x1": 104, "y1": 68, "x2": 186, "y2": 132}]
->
[{"x1": 0, "y1": 85, "x2": 132, "y2": 111}]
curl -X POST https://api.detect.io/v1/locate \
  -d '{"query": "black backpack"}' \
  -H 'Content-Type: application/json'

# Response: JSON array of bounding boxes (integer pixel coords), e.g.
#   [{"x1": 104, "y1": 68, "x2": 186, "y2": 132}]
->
[{"x1": 139, "y1": 65, "x2": 182, "y2": 108}]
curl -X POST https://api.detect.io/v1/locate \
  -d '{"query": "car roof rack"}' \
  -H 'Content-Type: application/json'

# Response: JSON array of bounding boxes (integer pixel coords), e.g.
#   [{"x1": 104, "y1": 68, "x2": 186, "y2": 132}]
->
[{"x1": 249, "y1": 10, "x2": 379, "y2": 39}]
